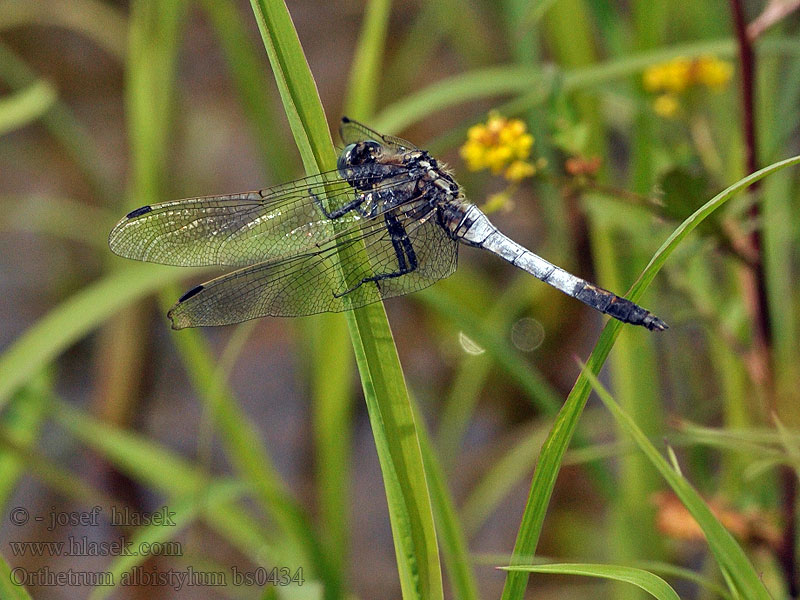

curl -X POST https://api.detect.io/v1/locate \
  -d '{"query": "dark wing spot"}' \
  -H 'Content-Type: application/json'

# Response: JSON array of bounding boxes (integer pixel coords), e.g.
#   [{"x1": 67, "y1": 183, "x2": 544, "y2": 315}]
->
[
  {"x1": 126, "y1": 205, "x2": 152, "y2": 219},
  {"x1": 341, "y1": 116, "x2": 352, "y2": 124},
  {"x1": 177, "y1": 285, "x2": 204, "y2": 303}
]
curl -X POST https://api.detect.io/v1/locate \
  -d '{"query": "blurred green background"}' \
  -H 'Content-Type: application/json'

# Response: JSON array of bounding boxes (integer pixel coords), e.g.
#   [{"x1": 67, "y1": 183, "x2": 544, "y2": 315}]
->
[{"x1": 1, "y1": 0, "x2": 800, "y2": 598}]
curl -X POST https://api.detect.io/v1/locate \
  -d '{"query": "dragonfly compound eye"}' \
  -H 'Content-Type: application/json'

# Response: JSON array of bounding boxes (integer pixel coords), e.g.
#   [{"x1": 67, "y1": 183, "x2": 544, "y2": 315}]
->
[
  {"x1": 337, "y1": 143, "x2": 358, "y2": 173},
  {"x1": 340, "y1": 141, "x2": 380, "y2": 168},
  {"x1": 338, "y1": 141, "x2": 382, "y2": 189}
]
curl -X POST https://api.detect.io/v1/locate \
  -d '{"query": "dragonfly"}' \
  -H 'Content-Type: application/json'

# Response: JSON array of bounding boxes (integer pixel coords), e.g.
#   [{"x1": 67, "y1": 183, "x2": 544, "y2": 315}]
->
[{"x1": 109, "y1": 117, "x2": 667, "y2": 332}]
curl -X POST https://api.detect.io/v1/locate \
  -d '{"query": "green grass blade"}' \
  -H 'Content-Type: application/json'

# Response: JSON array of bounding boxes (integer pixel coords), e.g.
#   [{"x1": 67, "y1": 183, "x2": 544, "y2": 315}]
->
[
  {"x1": 413, "y1": 403, "x2": 480, "y2": 600},
  {"x1": 197, "y1": 0, "x2": 294, "y2": 181},
  {"x1": 0, "y1": 195, "x2": 114, "y2": 247},
  {"x1": 373, "y1": 37, "x2": 800, "y2": 134},
  {"x1": 167, "y1": 321, "x2": 324, "y2": 579},
  {"x1": 500, "y1": 563, "x2": 680, "y2": 600},
  {"x1": 245, "y1": 1, "x2": 443, "y2": 597},
  {"x1": 0, "y1": 0, "x2": 127, "y2": 60},
  {"x1": 88, "y1": 481, "x2": 249, "y2": 600},
  {"x1": 632, "y1": 560, "x2": 735, "y2": 600},
  {"x1": 51, "y1": 404, "x2": 291, "y2": 566},
  {"x1": 374, "y1": 65, "x2": 549, "y2": 133},
  {"x1": 53, "y1": 402, "x2": 213, "y2": 496},
  {"x1": 0, "y1": 42, "x2": 113, "y2": 197},
  {"x1": 304, "y1": 2, "x2": 393, "y2": 592},
  {"x1": 589, "y1": 201, "x2": 664, "y2": 597},
  {"x1": 461, "y1": 423, "x2": 550, "y2": 537},
  {"x1": 105, "y1": 0, "x2": 185, "y2": 473},
  {"x1": 0, "y1": 80, "x2": 56, "y2": 136},
  {"x1": 581, "y1": 367, "x2": 770, "y2": 599},
  {"x1": 0, "y1": 373, "x2": 50, "y2": 511},
  {"x1": 416, "y1": 287, "x2": 561, "y2": 414},
  {"x1": 0, "y1": 551, "x2": 33, "y2": 600},
  {"x1": 345, "y1": 309, "x2": 444, "y2": 600},
  {"x1": 343, "y1": 0, "x2": 391, "y2": 119},
  {"x1": 246, "y1": 0, "x2": 333, "y2": 171},
  {"x1": 500, "y1": 154, "x2": 800, "y2": 600},
  {"x1": 0, "y1": 263, "x2": 187, "y2": 407},
  {"x1": 480, "y1": 553, "x2": 733, "y2": 599},
  {"x1": 126, "y1": 0, "x2": 185, "y2": 204},
  {"x1": 306, "y1": 313, "x2": 352, "y2": 596}
]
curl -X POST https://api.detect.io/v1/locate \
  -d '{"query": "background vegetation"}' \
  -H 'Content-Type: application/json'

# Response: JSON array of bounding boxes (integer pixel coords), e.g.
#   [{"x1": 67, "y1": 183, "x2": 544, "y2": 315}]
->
[{"x1": 0, "y1": 0, "x2": 799, "y2": 598}]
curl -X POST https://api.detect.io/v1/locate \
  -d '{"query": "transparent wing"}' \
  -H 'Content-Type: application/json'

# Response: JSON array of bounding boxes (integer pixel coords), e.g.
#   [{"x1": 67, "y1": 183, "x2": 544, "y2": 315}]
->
[
  {"x1": 167, "y1": 205, "x2": 458, "y2": 328},
  {"x1": 339, "y1": 116, "x2": 417, "y2": 151},
  {"x1": 108, "y1": 168, "x2": 414, "y2": 267}
]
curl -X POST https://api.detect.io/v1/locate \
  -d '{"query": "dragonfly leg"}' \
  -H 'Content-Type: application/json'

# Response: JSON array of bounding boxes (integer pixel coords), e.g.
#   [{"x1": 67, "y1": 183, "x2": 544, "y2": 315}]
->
[
  {"x1": 311, "y1": 190, "x2": 368, "y2": 219},
  {"x1": 334, "y1": 212, "x2": 417, "y2": 297}
]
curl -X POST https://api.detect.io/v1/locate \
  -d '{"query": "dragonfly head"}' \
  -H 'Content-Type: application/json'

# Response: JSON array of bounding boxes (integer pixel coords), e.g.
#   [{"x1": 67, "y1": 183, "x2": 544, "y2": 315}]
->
[
  {"x1": 338, "y1": 141, "x2": 380, "y2": 169},
  {"x1": 338, "y1": 141, "x2": 382, "y2": 189}
]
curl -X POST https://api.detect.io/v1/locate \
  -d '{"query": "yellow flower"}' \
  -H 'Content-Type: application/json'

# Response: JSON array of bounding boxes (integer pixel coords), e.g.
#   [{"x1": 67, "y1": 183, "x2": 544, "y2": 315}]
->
[
  {"x1": 460, "y1": 139, "x2": 487, "y2": 171},
  {"x1": 459, "y1": 112, "x2": 535, "y2": 181},
  {"x1": 486, "y1": 112, "x2": 506, "y2": 135},
  {"x1": 504, "y1": 160, "x2": 536, "y2": 182},
  {"x1": 653, "y1": 94, "x2": 680, "y2": 118},
  {"x1": 467, "y1": 124, "x2": 487, "y2": 142},
  {"x1": 694, "y1": 55, "x2": 733, "y2": 90},
  {"x1": 642, "y1": 64, "x2": 664, "y2": 92},
  {"x1": 661, "y1": 58, "x2": 693, "y2": 93},
  {"x1": 643, "y1": 55, "x2": 732, "y2": 95},
  {"x1": 643, "y1": 58, "x2": 691, "y2": 94}
]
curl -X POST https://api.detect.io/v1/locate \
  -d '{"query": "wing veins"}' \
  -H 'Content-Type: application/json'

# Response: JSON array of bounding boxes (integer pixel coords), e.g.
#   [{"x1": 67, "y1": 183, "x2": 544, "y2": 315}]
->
[
  {"x1": 178, "y1": 200, "x2": 437, "y2": 321},
  {"x1": 110, "y1": 172, "x2": 423, "y2": 266}
]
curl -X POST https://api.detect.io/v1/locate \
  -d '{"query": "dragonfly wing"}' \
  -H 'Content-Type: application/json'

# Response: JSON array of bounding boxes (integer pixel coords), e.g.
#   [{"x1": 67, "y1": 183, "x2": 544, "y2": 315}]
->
[
  {"x1": 339, "y1": 209, "x2": 458, "y2": 300},
  {"x1": 167, "y1": 205, "x2": 458, "y2": 328},
  {"x1": 167, "y1": 252, "x2": 353, "y2": 328},
  {"x1": 108, "y1": 169, "x2": 407, "y2": 267},
  {"x1": 339, "y1": 117, "x2": 417, "y2": 151}
]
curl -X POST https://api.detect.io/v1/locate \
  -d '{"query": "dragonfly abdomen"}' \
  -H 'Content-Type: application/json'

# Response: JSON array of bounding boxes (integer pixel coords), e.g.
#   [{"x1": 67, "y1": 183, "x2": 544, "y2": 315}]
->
[
  {"x1": 571, "y1": 283, "x2": 667, "y2": 331},
  {"x1": 449, "y1": 203, "x2": 667, "y2": 331}
]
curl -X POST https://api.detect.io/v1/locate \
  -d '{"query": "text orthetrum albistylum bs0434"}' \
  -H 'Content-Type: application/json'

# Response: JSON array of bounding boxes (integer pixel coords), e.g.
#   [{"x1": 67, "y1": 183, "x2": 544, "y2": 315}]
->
[{"x1": 109, "y1": 117, "x2": 667, "y2": 332}]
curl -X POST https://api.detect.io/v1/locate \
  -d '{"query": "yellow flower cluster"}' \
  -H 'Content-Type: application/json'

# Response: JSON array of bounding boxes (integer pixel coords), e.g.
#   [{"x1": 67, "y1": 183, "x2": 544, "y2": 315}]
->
[
  {"x1": 695, "y1": 56, "x2": 735, "y2": 89},
  {"x1": 643, "y1": 55, "x2": 733, "y2": 117},
  {"x1": 460, "y1": 113, "x2": 535, "y2": 182},
  {"x1": 644, "y1": 55, "x2": 733, "y2": 93}
]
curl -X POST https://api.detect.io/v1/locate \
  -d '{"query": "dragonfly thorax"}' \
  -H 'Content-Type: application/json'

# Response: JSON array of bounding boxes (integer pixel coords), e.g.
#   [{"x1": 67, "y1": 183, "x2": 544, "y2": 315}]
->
[{"x1": 338, "y1": 140, "x2": 452, "y2": 196}]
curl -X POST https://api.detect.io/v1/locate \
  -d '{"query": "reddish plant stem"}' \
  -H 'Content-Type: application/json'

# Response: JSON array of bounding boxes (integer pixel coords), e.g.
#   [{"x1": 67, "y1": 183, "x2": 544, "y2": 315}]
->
[
  {"x1": 731, "y1": 1, "x2": 796, "y2": 595},
  {"x1": 731, "y1": 1, "x2": 758, "y2": 180},
  {"x1": 730, "y1": 0, "x2": 772, "y2": 348}
]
